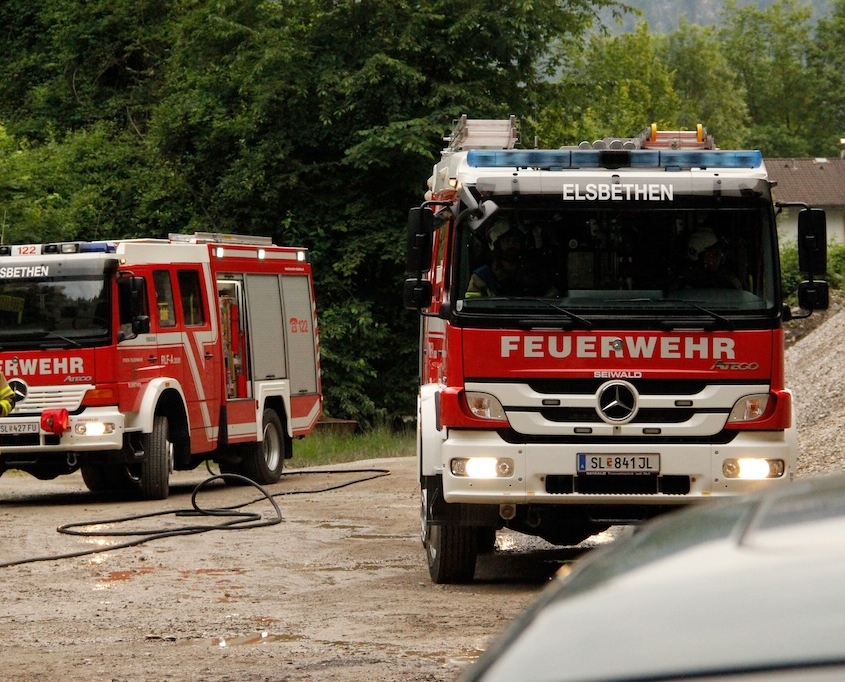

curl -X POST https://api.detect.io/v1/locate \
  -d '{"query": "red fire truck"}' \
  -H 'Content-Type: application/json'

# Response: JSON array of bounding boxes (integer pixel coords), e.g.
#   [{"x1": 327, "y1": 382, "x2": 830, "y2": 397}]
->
[
  {"x1": 0, "y1": 232, "x2": 321, "y2": 499},
  {"x1": 405, "y1": 117, "x2": 829, "y2": 583}
]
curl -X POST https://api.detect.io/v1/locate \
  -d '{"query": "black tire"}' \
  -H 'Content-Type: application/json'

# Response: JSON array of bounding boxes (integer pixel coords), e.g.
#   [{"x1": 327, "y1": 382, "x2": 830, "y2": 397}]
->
[
  {"x1": 421, "y1": 486, "x2": 478, "y2": 583},
  {"x1": 80, "y1": 459, "x2": 134, "y2": 493},
  {"x1": 477, "y1": 527, "x2": 498, "y2": 554},
  {"x1": 218, "y1": 459, "x2": 245, "y2": 485},
  {"x1": 80, "y1": 460, "x2": 111, "y2": 492},
  {"x1": 240, "y1": 409, "x2": 286, "y2": 485},
  {"x1": 139, "y1": 414, "x2": 172, "y2": 500},
  {"x1": 426, "y1": 523, "x2": 478, "y2": 584}
]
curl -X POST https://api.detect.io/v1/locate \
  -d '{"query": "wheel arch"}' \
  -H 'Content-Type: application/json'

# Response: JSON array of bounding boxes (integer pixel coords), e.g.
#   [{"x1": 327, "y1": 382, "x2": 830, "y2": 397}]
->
[
  {"x1": 126, "y1": 378, "x2": 188, "y2": 435},
  {"x1": 262, "y1": 395, "x2": 293, "y2": 459},
  {"x1": 418, "y1": 383, "x2": 446, "y2": 480}
]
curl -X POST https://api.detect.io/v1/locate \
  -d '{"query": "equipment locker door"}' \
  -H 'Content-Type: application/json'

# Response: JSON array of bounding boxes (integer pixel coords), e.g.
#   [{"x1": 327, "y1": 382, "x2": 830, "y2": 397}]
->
[
  {"x1": 282, "y1": 275, "x2": 319, "y2": 395},
  {"x1": 244, "y1": 274, "x2": 287, "y2": 381}
]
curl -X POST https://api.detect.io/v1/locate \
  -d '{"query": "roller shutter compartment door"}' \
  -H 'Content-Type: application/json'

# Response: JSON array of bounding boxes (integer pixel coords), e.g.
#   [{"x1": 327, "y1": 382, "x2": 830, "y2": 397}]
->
[
  {"x1": 281, "y1": 275, "x2": 318, "y2": 394},
  {"x1": 244, "y1": 274, "x2": 287, "y2": 381}
]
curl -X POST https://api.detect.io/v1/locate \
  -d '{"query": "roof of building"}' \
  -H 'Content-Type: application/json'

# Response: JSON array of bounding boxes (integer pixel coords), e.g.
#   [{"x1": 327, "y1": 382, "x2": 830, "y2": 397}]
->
[{"x1": 766, "y1": 156, "x2": 845, "y2": 207}]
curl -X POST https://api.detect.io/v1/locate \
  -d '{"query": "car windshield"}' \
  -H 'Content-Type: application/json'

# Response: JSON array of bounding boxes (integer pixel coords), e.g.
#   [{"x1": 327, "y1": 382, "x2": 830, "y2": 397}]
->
[
  {"x1": 454, "y1": 197, "x2": 778, "y2": 320},
  {"x1": 0, "y1": 275, "x2": 110, "y2": 347}
]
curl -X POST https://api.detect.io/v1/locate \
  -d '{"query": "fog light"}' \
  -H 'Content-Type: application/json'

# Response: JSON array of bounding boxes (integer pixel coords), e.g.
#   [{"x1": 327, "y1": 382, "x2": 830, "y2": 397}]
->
[
  {"x1": 722, "y1": 458, "x2": 785, "y2": 479},
  {"x1": 450, "y1": 457, "x2": 514, "y2": 479}
]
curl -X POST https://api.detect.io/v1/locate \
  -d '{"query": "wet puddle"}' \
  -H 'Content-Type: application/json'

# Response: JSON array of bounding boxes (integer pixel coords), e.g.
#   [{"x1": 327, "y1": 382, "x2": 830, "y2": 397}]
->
[
  {"x1": 212, "y1": 631, "x2": 303, "y2": 647},
  {"x1": 170, "y1": 632, "x2": 304, "y2": 647}
]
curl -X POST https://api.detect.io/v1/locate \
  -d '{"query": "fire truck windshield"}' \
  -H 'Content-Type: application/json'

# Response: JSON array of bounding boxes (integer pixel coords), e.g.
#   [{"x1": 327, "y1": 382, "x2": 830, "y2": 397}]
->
[
  {"x1": 455, "y1": 198, "x2": 778, "y2": 322},
  {"x1": 0, "y1": 275, "x2": 110, "y2": 348}
]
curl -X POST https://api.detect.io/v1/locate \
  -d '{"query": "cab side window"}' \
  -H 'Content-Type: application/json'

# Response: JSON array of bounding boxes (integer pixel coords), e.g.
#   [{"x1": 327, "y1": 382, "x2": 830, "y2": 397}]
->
[
  {"x1": 177, "y1": 270, "x2": 206, "y2": 326},
  {"x1": 153, "y1": 270, "x2": 176, "y2": 328}
]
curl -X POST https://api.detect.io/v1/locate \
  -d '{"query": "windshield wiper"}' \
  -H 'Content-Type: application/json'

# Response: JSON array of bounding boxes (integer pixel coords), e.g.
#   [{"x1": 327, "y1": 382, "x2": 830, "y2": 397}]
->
[
  {"x1": 656, "y1": 298, "x2": 735, "y2": 330},
  {"x1": 43, "y1": 331, "x2": 82, "y2": 347},
  {"x1": 529, "y1": 298, "x2": 593, "y2": 328},
  {"x1": 460, "y1": 296, "x2": 593, "y2": 328}
]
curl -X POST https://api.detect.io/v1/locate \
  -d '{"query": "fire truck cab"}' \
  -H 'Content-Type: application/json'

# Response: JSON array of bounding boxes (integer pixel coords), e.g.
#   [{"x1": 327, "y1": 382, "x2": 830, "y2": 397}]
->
[
  {"x1": 405, "y1": 117, "x2": 828, "y2": 583},
  {"x1": 0, "y1": 232, "x2": 322, "y2": 499}
]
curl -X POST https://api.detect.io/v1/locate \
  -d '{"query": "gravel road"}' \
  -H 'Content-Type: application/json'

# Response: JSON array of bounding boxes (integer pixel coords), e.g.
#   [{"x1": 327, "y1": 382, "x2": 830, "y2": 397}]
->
[
  {"x1": 0, "y1": 458, "x2": 592, "y2": 682},
  {"x1": 786, "y1": 295, "x2": 845, "y2": 477},
  {"x1": 0, "y1": 302, "x2": 840, "y2": 682}
]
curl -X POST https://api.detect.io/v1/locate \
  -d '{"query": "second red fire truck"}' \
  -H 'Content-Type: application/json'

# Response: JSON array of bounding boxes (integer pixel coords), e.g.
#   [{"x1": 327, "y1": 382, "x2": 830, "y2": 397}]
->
[{"x1": 0, "y1": 232, "x2": 321, "y2": 499}]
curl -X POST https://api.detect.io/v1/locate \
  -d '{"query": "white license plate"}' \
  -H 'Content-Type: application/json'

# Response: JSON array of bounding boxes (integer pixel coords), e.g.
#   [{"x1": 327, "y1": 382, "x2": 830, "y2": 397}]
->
[
  {"x1": 578, "y1": 454, "x2": 660, "y2": 473},
  {"x1": 0, "y1": 422, "x2": 39, "y2": 434}
]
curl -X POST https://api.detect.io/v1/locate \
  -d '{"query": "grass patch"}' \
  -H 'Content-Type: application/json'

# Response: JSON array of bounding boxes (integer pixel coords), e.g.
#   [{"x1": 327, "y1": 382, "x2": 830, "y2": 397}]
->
[{"x1": 289, "y1": 424, "x2": 415, "y2": 467}]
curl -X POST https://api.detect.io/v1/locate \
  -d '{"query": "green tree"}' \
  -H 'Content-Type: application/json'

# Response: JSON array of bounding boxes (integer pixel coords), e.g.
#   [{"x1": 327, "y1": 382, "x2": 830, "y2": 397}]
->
[
  {"x1": 661, "y1": 21, "x2": 749, "y2": 148},
  {"x1": 530, "y1": 23, "x2": 680, "y2": 145},
  {"x1": 808, "y1": 0, "x2": 845, "y2": 156},
  {"x1": 0, "y1": 0, "x2": 626, "y2": 425},
  {"x1": 718, "y1": 0, "x2": 817, "y2": 156}
]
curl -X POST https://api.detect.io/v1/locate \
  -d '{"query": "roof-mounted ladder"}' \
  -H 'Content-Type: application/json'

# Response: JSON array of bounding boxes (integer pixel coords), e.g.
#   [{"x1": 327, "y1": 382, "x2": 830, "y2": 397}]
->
[
  {"x1": 639, "y1": 123, "x2": 715, "y2": 150},
  {"x1": 444, "y1": 116, "x2": 518, "y2": 152}
]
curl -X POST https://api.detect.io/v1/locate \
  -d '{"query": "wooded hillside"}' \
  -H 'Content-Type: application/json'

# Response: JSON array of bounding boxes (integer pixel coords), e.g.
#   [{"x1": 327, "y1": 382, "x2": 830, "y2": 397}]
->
[{"x1": 2, "y1": 0, "x2": 844, "y2": 425}]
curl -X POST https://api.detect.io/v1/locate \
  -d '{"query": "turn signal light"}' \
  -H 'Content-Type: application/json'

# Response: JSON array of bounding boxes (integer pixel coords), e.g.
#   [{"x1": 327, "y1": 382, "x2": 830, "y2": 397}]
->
[{"x1": 465, "y1": 392, "x2": 506, "y2": 420}]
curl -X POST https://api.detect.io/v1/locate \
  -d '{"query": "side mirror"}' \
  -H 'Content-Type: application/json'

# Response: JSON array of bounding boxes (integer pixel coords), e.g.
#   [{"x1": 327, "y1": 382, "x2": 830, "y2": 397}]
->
[
  {"x1": 406, "y1": 207, "x2": 434, "y2": 274},
  {"x1": 797, "y1": 280, "x2": 829, "y2": 311},
  {"x1": 132, "y1": 315, "x2": 151, "y2": 335},
  {"x1": 403, "y1": 278, "x2": 433, "y2": 310},
  {"x1": 797, "y1": 208, "x2": 827, "y2": 276},
  {"x1": 129, "y1": 276, "x2": 148, "y2": 313}
]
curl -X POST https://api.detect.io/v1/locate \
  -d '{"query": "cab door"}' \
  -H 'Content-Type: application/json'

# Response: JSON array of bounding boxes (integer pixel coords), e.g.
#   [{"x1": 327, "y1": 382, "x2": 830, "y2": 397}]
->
[{"x1": 172, "y1": 266, "x2": 221, "y2": 452}]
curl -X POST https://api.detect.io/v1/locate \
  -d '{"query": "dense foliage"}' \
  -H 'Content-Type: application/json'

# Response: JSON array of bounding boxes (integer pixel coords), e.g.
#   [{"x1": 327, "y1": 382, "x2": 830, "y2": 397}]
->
[{"x1": 1, "y1": 0, "x2": 845, "y2": 425}]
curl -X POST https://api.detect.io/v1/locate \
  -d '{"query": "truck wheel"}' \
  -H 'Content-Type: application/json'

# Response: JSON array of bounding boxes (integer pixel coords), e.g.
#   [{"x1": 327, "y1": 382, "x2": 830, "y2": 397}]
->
[
  {"x1": 219, "y1": 459, "x2": 244, "y2": 484},
  {"x1": 139, "y1": 414, "x2": 172, "y2": 500},
  {"x1": 240, "y1": 409, "x2": 286, "y2": 485},
  {"x1": 80, "y1": 459, "x2": 134, "y2": 493},
  {"x1": 426, "y1": 523, "x2": 478, "y2": 584},
  {"x1": 477, "y1": 527, "x2": 497, "y2": 554},
  {"x1": 420, "y1": 483, "x2": 479, "y2": 583}
]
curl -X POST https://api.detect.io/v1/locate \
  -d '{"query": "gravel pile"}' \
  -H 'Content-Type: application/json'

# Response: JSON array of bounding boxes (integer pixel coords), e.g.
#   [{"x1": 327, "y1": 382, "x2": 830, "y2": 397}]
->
[{"x1": 785, "y1": 299, "x2": 845, "y2": 477}]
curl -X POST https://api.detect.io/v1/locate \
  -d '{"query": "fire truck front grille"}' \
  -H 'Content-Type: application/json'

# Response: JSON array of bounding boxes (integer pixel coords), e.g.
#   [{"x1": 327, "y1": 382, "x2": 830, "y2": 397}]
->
[
  {"x1": 539, "y1": 407, "x2": 694, "y2": 424},
  {"x1": 546, "y1": 474, "x2": 691, "y2": 495},
  {"x1": 16, "y1": 386, "x2": 91, "y2": 412},
  {"x1": 527, "y1": 379, "x2": 707, "y2": 395},
  {"x1": 498, "y1": 428, "x2": 738, "y2": 446}
]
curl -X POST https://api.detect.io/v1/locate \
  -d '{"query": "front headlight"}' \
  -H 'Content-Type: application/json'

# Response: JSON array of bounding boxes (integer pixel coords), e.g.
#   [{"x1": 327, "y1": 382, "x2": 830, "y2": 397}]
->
[
  {"x1": 450, "y1": 457, "x2": 514, "y2": 478},
  {"x1": 722, "y1": 458, "x2": 785, "y2": 479},
  {"x1": 465, "y1": 392, "x2": 506, "y2": 420},
  {"x1": 74, "y1": 422, "x2": 115, "y2": 436}
]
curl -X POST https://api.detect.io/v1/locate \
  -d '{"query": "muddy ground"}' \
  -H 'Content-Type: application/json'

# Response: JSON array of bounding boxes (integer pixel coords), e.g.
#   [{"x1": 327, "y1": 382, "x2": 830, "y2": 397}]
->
[{"x1": 0, "y1": 456, "x2": 607, "y2": 682}]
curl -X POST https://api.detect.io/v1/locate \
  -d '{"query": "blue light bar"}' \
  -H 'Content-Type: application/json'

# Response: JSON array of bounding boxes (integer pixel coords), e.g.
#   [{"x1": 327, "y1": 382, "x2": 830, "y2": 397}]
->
[
  {"x1": 466, "y1": 149, "x2": 763, "y2": 170},
  {"x1": 658, "y1": 150, "x2": 763, "y2": 169},
  {"x1": 81, "y1": 241, "x2": 117, "y2": 253},
  {"x1": 467, "y1": 150, "x2": 572, "y2": 168}
]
